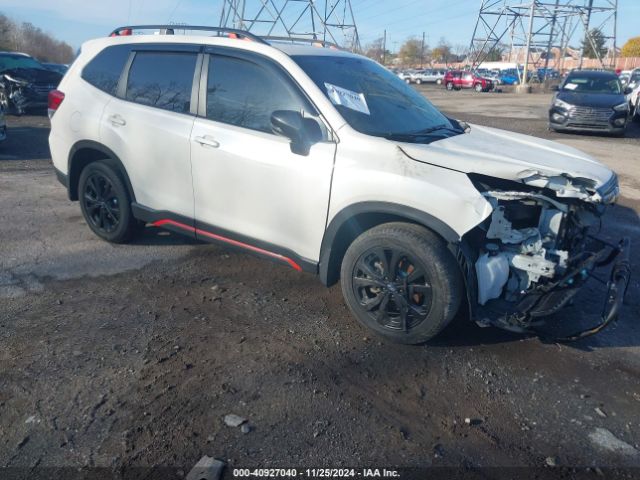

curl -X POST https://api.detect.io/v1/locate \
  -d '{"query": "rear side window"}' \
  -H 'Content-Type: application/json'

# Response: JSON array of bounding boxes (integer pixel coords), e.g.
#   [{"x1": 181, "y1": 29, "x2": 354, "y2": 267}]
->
[
  {"x1": 82, "y1": 45, "x2": 131, "y2": 95},
  {"x1": 125, "y1": 52, "x2": 197, "y2": 113},
  {"x1": 205, "y1": 55, "x2": 307, "y2": 133}
]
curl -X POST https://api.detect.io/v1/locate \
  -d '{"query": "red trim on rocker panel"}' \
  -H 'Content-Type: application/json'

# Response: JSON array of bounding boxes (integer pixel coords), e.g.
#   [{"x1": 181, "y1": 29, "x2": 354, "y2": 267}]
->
[{"x1": 151, "y1": 219, "x2": 303, "y2": 272}]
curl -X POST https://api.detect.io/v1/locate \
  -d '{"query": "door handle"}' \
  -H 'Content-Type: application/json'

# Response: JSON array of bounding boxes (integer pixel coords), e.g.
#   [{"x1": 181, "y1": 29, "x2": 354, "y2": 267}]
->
[
  {"x1": 194, "y1": 135, "x2": 220, "y2": 148},
  {"x1": 108, "y1": 114, "x2": 126, "y2": 127}
]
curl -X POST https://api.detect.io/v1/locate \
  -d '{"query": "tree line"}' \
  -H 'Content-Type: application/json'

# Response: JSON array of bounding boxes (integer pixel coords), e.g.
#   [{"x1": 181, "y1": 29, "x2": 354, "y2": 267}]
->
[
  {"x1": 363, "y1": 36, "x2": 502, "y2": 67},
  {"x1": 0, "y1": 12, "x2": 75, "y2": 64}
]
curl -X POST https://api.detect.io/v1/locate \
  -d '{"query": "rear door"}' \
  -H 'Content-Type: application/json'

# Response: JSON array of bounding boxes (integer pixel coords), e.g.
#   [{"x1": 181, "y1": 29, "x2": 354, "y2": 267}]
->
[
  {"x1": 100, "y1": 45, "x2": 200, "y2": 219},
  {"x1": 190, "y1": 49, "x2": 336, "y2": 265}
]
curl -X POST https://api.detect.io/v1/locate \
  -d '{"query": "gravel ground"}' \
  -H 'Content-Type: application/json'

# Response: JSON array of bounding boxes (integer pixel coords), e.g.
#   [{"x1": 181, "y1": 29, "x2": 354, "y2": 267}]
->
[{"x1": 1, "y1": 87, "x2": 640, "y2": 479}]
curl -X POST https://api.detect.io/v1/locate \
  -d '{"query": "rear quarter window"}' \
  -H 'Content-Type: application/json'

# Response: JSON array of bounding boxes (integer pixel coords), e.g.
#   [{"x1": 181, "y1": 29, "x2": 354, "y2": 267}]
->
[{"x1": 81, "y1": 45, "x2": 131, "y2": 95}]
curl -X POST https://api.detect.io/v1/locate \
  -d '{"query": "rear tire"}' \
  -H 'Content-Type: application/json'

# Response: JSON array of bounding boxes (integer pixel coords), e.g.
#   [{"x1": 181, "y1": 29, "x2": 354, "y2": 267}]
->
[
  {"x1": 340, "y1": 223, "x2": 463, "y2": 344},
  {"x1": 634, "y1": 99, "x2": 640, "y2": 123},
  {"x1": 78, "y1": 161, "x2": 135, "y2": 244},
  {"x1": 475, "y1": 83, "x2": 483, "y2": 92},
  {"x1": 416, "y1": 79, "x2": 422, "y2": 85},
  {"x1": 436, "y1": 79, "x2": 442, "y2": 85},
  {"x1": 446, "y1": 82, "x2": 454, "y2": 91}
]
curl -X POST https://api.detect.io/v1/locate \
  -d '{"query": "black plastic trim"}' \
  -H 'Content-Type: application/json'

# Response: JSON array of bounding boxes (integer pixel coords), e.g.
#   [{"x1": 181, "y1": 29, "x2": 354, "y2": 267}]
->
[
  {"x1": 132, "y1": 203, "x2": 317, "y2": 274},
  {"x1": 54, "y1": 167, "x2": 68, "y2": 188},
  {"x1": 67, "y1": 140, "x2": 137, "y2": 202},
  {"x1": 319, "y1": 201, "x2": 460, "y2": 286}
]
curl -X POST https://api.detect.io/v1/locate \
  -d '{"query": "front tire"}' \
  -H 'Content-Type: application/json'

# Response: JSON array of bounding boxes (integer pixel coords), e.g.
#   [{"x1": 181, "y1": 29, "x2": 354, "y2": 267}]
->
[
  {"x1": 475, "y1": 83, "x2": 483, "y2": 92},
  {"x1": 340, "y1": 223, "x2": 463, "y2": 344},
  {"x1": 415, "y1": 79, "x2": 422, "y2": 85},
  {"x1": 446, "y1": 82, "x2": 454, "y2": 91},
  {"x1": 436, "y1": 79, "x2": 442, "y2": 85},
  {"x1": 78, "y1": 161, "x2": 135, "y2": 244}
]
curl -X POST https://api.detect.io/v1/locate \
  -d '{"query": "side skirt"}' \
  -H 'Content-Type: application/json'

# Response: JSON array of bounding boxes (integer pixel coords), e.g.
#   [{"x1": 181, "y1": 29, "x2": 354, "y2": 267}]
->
[{"x1": 131, "y1": 203, "x2": 318, "y2": 274}]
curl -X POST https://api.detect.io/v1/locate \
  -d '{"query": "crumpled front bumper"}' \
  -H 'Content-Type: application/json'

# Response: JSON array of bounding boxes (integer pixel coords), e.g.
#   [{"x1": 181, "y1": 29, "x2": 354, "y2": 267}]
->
[
  {"x1": 557, "y1": 236, "x2": 631, "y2": 341},
  {"x1": 476, "y1": 236, "x2": 631, "y2": 340}
]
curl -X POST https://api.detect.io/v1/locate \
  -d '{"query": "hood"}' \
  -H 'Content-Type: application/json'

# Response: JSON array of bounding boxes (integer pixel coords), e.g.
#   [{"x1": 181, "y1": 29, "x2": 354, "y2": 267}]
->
[
  {"x1": 556, "y1": 90, "x2": 625, "y2": 108},
  {"x1": 399, "y1": 124, "x2": 617, "y2": 203},
  {"x1": 2, "y1": 67, "x2": 62, "y2": 86}
]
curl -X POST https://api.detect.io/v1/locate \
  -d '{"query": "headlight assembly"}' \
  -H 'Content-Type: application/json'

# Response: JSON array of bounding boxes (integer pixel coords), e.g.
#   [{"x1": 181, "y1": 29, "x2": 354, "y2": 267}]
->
[
  {"x1": 553, "y1": 98, "x2": 572, "y2": 110},
  {"x1": 613, "y1": 102, "x2": 629, "y2": 112},
  {"x1": 3, "y1": 75, "x2": 31, "y2": 87}
]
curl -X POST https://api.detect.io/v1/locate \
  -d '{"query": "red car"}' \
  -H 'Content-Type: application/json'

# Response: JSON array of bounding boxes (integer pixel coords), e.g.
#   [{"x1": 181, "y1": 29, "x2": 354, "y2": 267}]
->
[{"x1": 444, "y1": 70, "x2": 493, "y2": 92}]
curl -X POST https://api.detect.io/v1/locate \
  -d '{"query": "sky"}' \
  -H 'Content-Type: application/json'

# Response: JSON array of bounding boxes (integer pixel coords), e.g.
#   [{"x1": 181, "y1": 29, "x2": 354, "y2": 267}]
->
[{"x1": 2, "y1": 0, "x2": 639, "y2": 53}]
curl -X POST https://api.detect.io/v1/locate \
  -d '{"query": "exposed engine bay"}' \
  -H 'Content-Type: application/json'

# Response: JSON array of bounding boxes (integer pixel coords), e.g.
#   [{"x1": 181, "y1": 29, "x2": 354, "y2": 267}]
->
[{"x1": 465, "y1": 173, "x2": 629, "y2": 337}]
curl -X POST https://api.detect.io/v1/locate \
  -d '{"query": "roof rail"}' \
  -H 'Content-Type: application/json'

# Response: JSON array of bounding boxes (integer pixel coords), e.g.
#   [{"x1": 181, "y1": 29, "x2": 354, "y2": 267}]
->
[
  {"x1": 262, "y1": 36, "x2": 342, "y2": 50},
  {"x1": 108, "y1": 25, "x2": 269, "y2": 45}
]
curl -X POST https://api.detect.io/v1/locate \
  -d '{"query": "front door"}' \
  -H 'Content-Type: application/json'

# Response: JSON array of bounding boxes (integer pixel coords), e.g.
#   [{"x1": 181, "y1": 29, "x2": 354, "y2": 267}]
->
[{"x1": 190, "y1": 50, "x2": 336, "y2": 265}]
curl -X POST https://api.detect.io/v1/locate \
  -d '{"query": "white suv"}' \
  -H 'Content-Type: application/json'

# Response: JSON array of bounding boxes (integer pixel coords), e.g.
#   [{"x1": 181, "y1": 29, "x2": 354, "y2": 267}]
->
[{"x1": 49, "y1": 26, "x2": 630, "y2": 344}]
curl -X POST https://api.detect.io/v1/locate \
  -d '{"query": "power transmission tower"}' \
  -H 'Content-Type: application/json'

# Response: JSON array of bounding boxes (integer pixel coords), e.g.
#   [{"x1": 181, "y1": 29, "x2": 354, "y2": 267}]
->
[
  {"x1": 468, "y1": 0, "x2": 618, "y2": 77},
  {"x1": 219, "y1": 0, "x2": 361, "y2": 52}
]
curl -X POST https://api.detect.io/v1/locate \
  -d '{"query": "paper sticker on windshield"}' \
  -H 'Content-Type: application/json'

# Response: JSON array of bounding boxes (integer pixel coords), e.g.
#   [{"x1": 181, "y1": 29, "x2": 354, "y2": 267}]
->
[
  {"x1": 564, "y1": 83, "x2": 578, "y2": 90},
  {"x1": 324, "y1": 83, "x2": 370, "y2": 115}
]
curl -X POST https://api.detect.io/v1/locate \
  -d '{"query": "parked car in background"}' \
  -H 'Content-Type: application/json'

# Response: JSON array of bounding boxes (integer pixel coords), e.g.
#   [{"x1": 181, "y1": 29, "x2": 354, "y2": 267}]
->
[
  {"x1": 0, "y1": 52, "x2": 63, "y2": 115},
  {"x1": 497, "y1": 69, "x2": 521, "y2": 85},
  {"x1": 397, "y1": 70, "x2": 416, "y2": 83},
  {"x1": 411, "y1": 69, "x2": 446, "y2": 85},
  {"x1": 43, "y1": 63, "x2": 69, "y2": 75},
  {"x1": 537, "y1": 68, "x2": 559, "y2": 81},
  {"x1": 0, "y1": 105, "x2": 6, "y2": 143},
  {"x1": 549, "y1": 69, "x2": 631, "y2": 135},
  {"x1": 444, "y1": 70, "x2": 493, "y2": 92},
  {"x1": 628, "y1": 82, "x2": 640, "y2": 122}
]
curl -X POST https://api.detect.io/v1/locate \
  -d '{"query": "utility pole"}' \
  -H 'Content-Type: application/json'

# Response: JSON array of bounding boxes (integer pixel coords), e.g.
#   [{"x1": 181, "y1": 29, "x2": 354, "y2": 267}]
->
[
  {"x1": 544, "y1": 0, "x2": 560, "y2": 74},
  {"x1": 219, "y1": 0, "x2": 361, "y2": 51},
  {"x1": 382, "y1": 29, "x2": 387, "y2": 65},
  {"x1": 578, "y1": 0, "x2": 594, "y2": 69},
  {"x1": 520, "y1": 1, "x2": 536, "y2": 91},
  {"x1": 420, "y1": 32, "x2": 425, "y2": 68}
]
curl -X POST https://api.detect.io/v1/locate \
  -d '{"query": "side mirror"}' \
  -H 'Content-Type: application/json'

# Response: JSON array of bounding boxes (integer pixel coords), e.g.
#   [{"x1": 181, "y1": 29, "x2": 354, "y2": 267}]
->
[{"x1": 271, "y1": 110, "x2": 314, "y2": 156}]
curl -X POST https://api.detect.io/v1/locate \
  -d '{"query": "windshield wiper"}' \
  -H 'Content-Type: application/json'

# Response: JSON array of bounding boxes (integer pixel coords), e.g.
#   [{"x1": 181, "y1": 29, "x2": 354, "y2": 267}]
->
[
  {"x1": 411, "y1": 124, "x2": 462, "y2": 135},
  {"x1": 380, "y1": 124, "x2": 463, "y2": 141}
]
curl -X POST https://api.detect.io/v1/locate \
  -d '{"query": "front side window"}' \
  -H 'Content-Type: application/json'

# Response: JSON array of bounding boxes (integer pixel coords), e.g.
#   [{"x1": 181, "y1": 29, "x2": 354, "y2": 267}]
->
[
  {"x1": 292, "y1": 54, "x2": 461, "y2": 143},
  {"x1": 205, "y1": 55, "x2": 309, "y2": 134},
  {"x1": 82, "y1": 45, "x2": 131, "y2": 95},
  {"x1": 125, "y1": 52, "x2": 197, "y2": 113}
]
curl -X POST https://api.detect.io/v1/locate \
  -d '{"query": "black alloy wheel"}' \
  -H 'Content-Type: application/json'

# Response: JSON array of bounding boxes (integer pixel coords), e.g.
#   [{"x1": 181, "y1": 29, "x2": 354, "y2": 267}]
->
[
  {"x1": 83, "y1": 172, "x2": 121, "y2": 234},
  {"x1": 340, "y1": 223, "x2": 463, "y2": 344},
  {"x1": 78, "y1": 161, "x2": 135, "y2": 244},
  {"x1": 352, "y1": 247, "x2": 432, "y2": 332}
]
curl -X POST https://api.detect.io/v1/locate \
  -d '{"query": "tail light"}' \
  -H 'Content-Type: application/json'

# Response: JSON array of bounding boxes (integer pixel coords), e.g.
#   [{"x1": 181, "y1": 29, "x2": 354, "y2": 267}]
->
[{"x1": 48, "y1": 89, "x2": 65, "y2": 119}]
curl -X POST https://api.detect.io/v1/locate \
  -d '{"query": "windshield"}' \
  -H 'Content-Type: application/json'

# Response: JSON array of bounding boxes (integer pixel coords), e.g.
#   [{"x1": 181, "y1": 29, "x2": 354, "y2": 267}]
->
[
  {"x1": 0, "y1": 54, "x2": 45, "y2": 72},
  {"x1": 292, "y1": 55, "x2": 461, "y2": 142},
  {"x1": 562, "y1": 75, "x2": 622, "y2": 94}
]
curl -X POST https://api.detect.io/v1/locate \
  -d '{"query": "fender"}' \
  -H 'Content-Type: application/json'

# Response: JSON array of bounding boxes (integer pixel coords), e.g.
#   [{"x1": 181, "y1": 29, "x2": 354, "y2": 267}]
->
[
  {"x1": 67, "y1": 140, "x2": 137, "y2": 202},
  {"x1": 319, "y1": 201, "x2": 461, "y2": 286}
]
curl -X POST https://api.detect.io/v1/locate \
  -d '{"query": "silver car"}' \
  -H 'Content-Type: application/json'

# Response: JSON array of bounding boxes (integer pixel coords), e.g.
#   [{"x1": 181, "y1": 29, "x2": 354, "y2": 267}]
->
[{"x1": 411, "y1": 69, "x2": 446, "y2": 85}]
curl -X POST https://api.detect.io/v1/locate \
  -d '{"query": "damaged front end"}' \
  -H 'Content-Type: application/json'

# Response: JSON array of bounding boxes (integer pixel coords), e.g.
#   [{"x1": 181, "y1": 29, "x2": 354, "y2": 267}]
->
[{"x1": 463, "y1": 173, "x2": 630, "y2": 339}]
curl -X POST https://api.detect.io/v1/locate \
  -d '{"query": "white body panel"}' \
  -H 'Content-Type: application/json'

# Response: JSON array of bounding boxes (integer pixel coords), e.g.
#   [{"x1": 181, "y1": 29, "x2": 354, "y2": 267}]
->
[
  {"x1": 100, "y1": 98, "x2": 195, "y2": 218},
  {"x1": 190, "y1": 118, "x2": 336, "y2": 261},
  {"x1": 327, "y1": 127, "x2": 493, "y2": 239}
]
